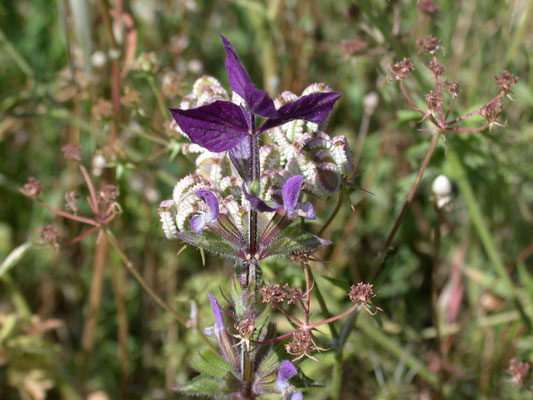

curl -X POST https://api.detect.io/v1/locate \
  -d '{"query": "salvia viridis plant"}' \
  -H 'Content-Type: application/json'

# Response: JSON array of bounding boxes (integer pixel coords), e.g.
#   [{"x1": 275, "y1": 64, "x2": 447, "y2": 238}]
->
[{"x1": 158, "y1": 35, "x2": 378, "y2": 399}]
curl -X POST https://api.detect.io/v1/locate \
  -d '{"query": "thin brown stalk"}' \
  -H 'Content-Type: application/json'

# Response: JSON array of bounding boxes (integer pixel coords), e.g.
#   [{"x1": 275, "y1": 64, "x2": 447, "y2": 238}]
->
[
  {"x1": 79, "y1": 235, "x2": 108, "y2": 390},
  {"x1": 38, "y1": 200, "x2": 98, "y2": 227},
  {"x1": 380, "y1": 130, "x2": 442, "y2": 256},
  {"x1": 110, "y1": 262, "x2": 129, "y2": 399},
  {"x1": 446, "y1": 92, "x2": 504, "y2": 126}
]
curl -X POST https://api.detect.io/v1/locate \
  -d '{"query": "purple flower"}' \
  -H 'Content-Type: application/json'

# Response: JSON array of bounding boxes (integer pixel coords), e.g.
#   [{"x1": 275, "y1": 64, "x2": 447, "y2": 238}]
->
[
  {"x1": 276, "y1": 361, "x2": 303, "y2": 399},
  {"x1": 169, "y1": 35, "x2": 341, "y2": 153},
  {"x1": 190, "y1": 190, "x2": 220, "y2": 235},
  {"x1": 243, "y1": 175, "x2": 315, "y2": 220},
  {"x1": 208, "y1": 293, "x2": 224, "y2": 331}
]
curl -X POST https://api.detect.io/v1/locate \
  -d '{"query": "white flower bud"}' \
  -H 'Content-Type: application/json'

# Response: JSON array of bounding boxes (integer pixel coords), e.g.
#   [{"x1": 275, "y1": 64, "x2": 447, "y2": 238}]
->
[
  {"x1": 363, "y1": 92, "x2": 379, "y2": 116},
  {"x1": 432, "y1": 175, "x2": 452, "y2": 209},
  {"x1": 432, "y1": 175, "x2": 452, "y2": 197},
  {"x1": 91, "y1": 51, "x2": 107, "y2": 68}
]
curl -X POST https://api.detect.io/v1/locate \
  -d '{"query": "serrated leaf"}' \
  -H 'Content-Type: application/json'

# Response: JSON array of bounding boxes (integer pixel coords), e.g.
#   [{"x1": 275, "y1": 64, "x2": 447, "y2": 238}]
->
[
  {"x1": 175, "y1": 230, "x2": 240, "y2": 259},
  {"x1": 190, "y1": 350, "x2": 234, "y2": 379},
  {"x1": 179, "y1": 375, "x2": 224, "y2": 397},
  {"x1": 260, "y1": 227, "x2": 331, "y2": 259},
  {"x1": 0, "y1": 242, "x2": 31, "y2": 279}
]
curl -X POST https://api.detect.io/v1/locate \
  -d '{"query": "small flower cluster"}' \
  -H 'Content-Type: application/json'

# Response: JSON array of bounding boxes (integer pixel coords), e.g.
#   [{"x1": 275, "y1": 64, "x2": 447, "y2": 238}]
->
[
  {"x1": 261, "y1": 284, "x2": 304, "y2": 305},
  {"x1": 391, "y1": 35, "x2": 518, "y2": 133},
  {"x1": 20, "y1": 144, "x2": 121, "y2": 247}
]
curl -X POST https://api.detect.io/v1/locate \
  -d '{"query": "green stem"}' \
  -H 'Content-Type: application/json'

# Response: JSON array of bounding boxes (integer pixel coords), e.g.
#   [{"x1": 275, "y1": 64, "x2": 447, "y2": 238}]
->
[{"x1": 447, "y1": 149, "x2": 532, "y2": 332}]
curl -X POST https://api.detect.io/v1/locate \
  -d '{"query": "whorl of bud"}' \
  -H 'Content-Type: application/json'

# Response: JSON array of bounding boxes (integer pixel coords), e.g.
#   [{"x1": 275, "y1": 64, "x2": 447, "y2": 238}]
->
[
  {"x1": 417, "y1": 35, "x2": 441, "y2": 54},
  {"x1": 494, "y1": 71, "x2": 519, "y2": 93},
  {"x1": 425, "y1": 90, "x2": 441, "y2": 113},
  {"x1": 61, "y1": 144, "x2": 82, "y2": 162},
  {"x1": 391, "y1": 58, "x2": 415, "y2": 80},
  {"x1": 429, "y1": 60, "x2": 446, "y2": 76},
  {"x1": 349, "y1": 283, "x2": 375, "y2": 306},
  {"x1": 480, "y1": 99, "x2": 502, "y2": 125},
  {"x1": 444, "y1": 80, "x2": 460, "y2": 97},
  {"x1": 65, "y1": 191, "x2": 79, "y2": 213},
  {"x1": 99, "y1": 184, "x2": 119, "y2": 203},
  {"x1": 418, "y1": 0, "x2": 439, "y2": 15},
  {"x1": 40, "y1": 225, "x2": 60, "y2": 246},
  {"x1": 20, "y1": 177, "x2": 43, "y2": 199},
  {"x1": 508, "y1": 358, "x2": 531, "y2": 386},
  {"x1": 286, "y1": 328, "x2": 313, "y2": 359}
]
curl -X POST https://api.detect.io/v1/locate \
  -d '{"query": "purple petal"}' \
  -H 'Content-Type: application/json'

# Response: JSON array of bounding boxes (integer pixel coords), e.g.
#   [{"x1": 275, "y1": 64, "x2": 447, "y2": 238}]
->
[
  {"x1": 208, "y1": 293, "x2": 224, "y2": 331},
  {"x1": 170, "y1": 100, "x2": 249, "y2": 152},
  {"x1": 195, "y1": 190, "x2": 220, "y2": 221},
  {"x1": 282, "y1": 176, "x2": 304, "y2": 214},
  {"x1": 259, "y1": 92, "x2": 342, "y2": 133},
  {"x1": 245, "y1": 82, "x2": 279, "y2": 118},
  {"x1": 229, "y1": 136, "x2": 252, "y2": 182},
  {"x1": 297, "y1": 202, "x2": 315, "y2": 220},
  {"x1": 190, "y1": 214, "x2": 206, "y2": 236},
  {"x1": 220, "y1": 34, "x2": 252, "y2": 101},
  {"x1": 277, "y1": 360, "x2": 298, "y2": 384},
  {"x1": 242, "y1": 183, "x2": 279, "y2": 213},
  {"x1": 287, "y1": 392, "x2": 303, "y2": 400}
]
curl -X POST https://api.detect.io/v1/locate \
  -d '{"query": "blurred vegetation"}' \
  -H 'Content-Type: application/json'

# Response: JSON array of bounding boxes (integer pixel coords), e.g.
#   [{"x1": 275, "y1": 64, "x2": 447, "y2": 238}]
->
[{"x1": 1, "y1": 0, "x2": 533, "y2": 399}]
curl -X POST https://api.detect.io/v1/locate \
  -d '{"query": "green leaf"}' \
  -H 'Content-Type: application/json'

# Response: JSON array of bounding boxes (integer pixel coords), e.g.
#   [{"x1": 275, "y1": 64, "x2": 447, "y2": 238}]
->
[
  {"x1": 0, "y1": 242, "x2": 31, "y2": 279},
  {"x1": 262, "y1": 228, "x2": 331, "y2": 258},
  {"x1": 190, "y1": 350, "x2": 234, "y2": 379},
  {"x1": 179, "y1": 375, "x2": 224, "y2": 396},
  {"x1": 176, "y1": 231, "x2": 239, "y2": 259}
]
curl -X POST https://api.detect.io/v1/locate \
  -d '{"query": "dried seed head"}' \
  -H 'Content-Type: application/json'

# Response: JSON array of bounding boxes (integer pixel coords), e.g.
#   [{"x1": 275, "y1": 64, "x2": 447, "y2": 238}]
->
[
  {"x1": 286, "y1": 328, "x2": 313, "y2": 359},
  {"x1": 20, "y1": 177, "x2": 43, "y2": 199},
  {"x1": 494, "y1": 70, "x2": 519, "y2": 93},
  {"x1": 39, "y1": 225, "x2": 60, "y2": 246},
  {"x1": 429, "y1": 60, "x2": 446, "y2": 76},
  {"x1": 99, "y1": 184, "x2": 120, "y2": 203},
  {"x1": 417, "y1": 35, "x2": 441, "y2": 54},
  {"x1": 425, "y1": 90, "x2": 441, "y2": 112},
  {"x1": 349, "y1": 283, "x2": 375, "y2": 306},
  {"x1": 65, "y1": 191, "x2": 79, "y2": 213},
  {"x1": 508, "y1": 358, "x2": 531, "y2": 386},
  {"x1": 261, "y1": 284, "x2": 286, "y2": 304},
  {"x1": 61, "y1": 144, "x2": 82, "y2": 162},
  {"x1": 480, "y1": 99, "x2": 502, "y2": 125},
  {"x1": 391, "y1": 58, "x2": 415, "y2": 80},
  {"x1": 444, "y1": 80, "x2": 460, "y2": 97},
  {"x1": 418, "y1": 0, "x2": 439, "y2": 15}
]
